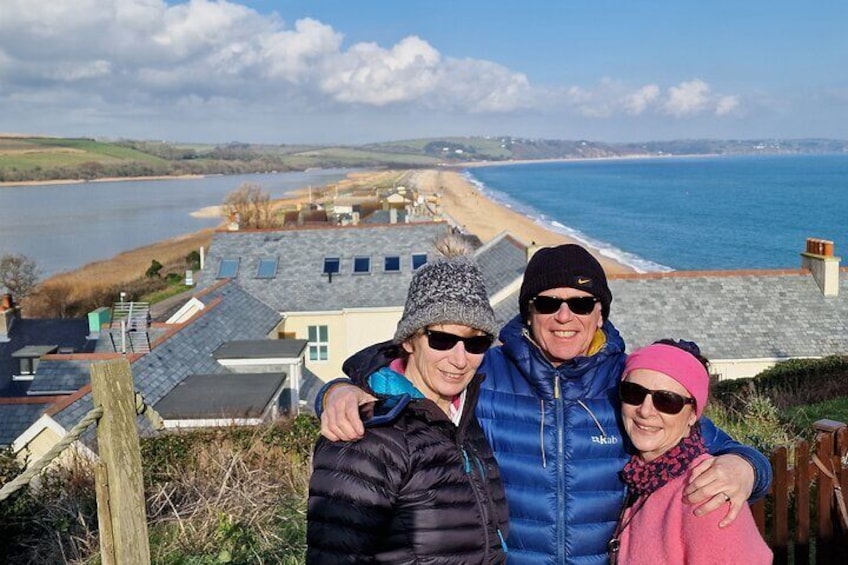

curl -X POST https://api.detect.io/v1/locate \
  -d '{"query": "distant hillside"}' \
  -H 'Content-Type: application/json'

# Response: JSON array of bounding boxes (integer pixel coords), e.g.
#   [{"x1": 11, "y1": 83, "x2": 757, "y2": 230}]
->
[{"x1": 1, "y1": 135, "x2": 846, "y2": 183}]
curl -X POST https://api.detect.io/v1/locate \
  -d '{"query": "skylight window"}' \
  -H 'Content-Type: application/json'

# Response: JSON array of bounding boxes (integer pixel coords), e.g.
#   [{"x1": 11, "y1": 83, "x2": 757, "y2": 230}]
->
[
  {"x1": 412, "y1": 253, "x2": 427, "y2": 270},
  {"x1": 256, "y1": 257, "x2": 278, "y2": 279},
  {"x1": 384, "y1": 256, "x2": 401, "y2": 272},
  {"x1": 353, "y1": 256, "x2": 371, "y2": 274},
  {"x1": 216, "y1": 258, "x2": 240, "y2": 279},
  {"x1": 323, "y1": 257, "x2": 341, "y2": 274}
]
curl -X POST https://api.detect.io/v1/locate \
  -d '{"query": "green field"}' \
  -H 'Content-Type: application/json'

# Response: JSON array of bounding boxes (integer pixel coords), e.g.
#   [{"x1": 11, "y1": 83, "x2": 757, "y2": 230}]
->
[{"x1": 0, "y1": 137, "x2": 168, "y2": 172}]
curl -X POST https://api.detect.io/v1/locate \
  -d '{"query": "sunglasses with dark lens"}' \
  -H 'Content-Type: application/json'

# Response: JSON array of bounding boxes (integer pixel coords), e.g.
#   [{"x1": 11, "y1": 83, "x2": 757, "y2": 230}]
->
[
  {"x1": 424, "y1": 329, "x2": 494, "y2": 354},
  {"x1": 619, "y1": 381, "x2": 696, "y2": 415},
  {"x1": 530, "y1": 295, "x2": 599, "y2": 316}
]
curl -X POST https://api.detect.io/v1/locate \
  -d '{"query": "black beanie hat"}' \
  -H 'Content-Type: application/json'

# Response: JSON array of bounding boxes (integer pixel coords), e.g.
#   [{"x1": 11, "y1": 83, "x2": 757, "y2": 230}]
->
[{"x1": 519, "y1": 244, "x2": 612, "y2": 321}]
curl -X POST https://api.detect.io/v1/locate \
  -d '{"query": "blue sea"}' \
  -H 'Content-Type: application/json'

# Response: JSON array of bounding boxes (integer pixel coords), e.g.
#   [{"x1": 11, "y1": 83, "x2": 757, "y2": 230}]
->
[{"x1": 465, "y1": 154, "x2": 848, "y2": 272}]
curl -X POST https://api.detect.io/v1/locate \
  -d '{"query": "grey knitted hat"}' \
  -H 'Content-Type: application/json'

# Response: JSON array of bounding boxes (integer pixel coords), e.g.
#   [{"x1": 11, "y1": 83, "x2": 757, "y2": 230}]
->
[{"x1": 393, "y1": 256, "x2": 498, "y2": 344}]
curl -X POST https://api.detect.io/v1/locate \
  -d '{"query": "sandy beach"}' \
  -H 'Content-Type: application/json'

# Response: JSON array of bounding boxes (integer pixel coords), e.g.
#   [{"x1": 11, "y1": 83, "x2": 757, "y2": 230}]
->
[
  {"x1": 407, "y1": 169, "x2": 634, "y2": 275},
  {"x1": 34, "y1": 167, "x2": 632, "y2": 298}
]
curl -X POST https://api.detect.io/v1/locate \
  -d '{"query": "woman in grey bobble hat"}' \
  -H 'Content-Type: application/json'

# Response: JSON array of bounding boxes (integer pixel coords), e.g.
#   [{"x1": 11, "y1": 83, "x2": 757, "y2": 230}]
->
[{"x1": 307, "y1": 236, "x2": 509, "y2": 564}]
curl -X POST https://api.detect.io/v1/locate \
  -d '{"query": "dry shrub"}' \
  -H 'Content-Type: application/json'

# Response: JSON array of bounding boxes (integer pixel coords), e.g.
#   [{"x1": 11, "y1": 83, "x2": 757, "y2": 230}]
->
[
  {"x1": 23, "y1": 229, "x2": 213, "y2": 317},
  {"x1": 0, "y1": 453, "x2": 99, "y2": 565},
  {"x1": 143, "y1": 417, "x2": 318, "y2": 563}
]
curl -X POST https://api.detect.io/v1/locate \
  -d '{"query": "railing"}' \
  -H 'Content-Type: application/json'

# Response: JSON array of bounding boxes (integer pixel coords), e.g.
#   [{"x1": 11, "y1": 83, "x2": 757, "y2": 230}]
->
[
  {"x1": 108, "y1": 301, "x2": 151, "y2": 353},
  {"x1": 1, "y1": 359, "x2": 158, "y2": 565},
  {"x1": 753, "y1": 419, "x2": 848, "y2": 564}
]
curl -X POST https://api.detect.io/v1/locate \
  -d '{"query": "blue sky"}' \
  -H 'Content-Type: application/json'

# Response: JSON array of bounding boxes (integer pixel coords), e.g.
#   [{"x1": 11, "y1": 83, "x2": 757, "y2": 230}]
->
[{"x1": 1, "y1": 0, "x2": 846, "y2": 144}]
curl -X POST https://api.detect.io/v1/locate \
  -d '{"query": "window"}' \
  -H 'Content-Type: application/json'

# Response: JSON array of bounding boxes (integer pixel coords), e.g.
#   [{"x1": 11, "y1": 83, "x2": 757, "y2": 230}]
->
[
  {"x1": 19, "y1": 358, "x2": 35, "y2": 376},
  {"x1": 353, "y1": 256, "x2": 371, "y2": 274},
  {"x1": 323, "y1": 257, "x2": 340, "y2": 274},
  {"x1": 384, "y1": 256, "x2": 401, "y2": 272},
  {"x1": 256, "y1": 257, "x2": 278, "y2": 279},
  {"x1": 412, "y1": 253, "x2": 427, "y2": 270},
  {"x1": 216, "y1": 258, "x2": 240, "y2": 279},
  {"x1": 308, "y1": 325, "x2": 329, "y2": 361}
]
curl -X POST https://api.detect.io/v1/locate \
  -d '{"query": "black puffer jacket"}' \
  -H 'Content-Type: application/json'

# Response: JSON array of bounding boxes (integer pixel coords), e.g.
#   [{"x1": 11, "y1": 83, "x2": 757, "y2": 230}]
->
[{"x1": 307, "y1": 342, "x2": 509, "y2": 564}]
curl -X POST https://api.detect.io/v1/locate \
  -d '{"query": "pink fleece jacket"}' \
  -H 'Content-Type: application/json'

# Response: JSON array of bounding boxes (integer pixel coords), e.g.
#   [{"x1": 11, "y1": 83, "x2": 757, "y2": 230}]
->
[{"x1": 618, "y1": 454, "x2": 773, "y2": 564}]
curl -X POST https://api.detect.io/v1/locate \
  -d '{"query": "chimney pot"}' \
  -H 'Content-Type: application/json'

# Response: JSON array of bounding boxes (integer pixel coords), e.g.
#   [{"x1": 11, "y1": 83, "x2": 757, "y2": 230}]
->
[{"x1": 801, "y1": 238, "x2": 840, "y2": 297}]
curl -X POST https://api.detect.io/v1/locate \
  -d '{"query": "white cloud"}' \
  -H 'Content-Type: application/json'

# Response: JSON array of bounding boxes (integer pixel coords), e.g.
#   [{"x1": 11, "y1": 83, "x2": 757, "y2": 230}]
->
[
  {"x1": 0, "y1": 0, "x2": 750, "y2": 140},
  {"x1": 716, "y1": 95, "x2": 740, "y2": 116},
  {"x1": 624, "y1": 84, "x2": 660, "y2": 115},
  {"x1": 664, "y1": 79, "x2": 711, "y2": 117}
]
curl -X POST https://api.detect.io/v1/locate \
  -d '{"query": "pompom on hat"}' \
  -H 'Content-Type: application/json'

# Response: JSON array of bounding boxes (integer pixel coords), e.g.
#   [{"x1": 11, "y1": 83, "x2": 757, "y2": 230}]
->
[
  {"x1": 393, "y1": 255, "x2": 498, "y2": 344},
  {"x1": 519, "y1": 244, "x2": 612, "y2": 321},
  {"x1": 623, "y1": 343, "x2": 710, "y2": 417}
]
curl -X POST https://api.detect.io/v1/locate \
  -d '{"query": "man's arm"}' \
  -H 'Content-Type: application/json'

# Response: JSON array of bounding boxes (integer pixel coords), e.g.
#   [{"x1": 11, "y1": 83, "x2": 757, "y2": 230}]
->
[
  {"x1": 684, "y1": 417, "x2": 772, "y2": 527},
  {"x1": 314, "y1": 378, "x2": 376, "y2": 442}
]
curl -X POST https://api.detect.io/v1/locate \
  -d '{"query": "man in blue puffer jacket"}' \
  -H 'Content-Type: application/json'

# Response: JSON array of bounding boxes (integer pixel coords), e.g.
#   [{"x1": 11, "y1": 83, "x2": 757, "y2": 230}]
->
[{"x1": 319, "y1": 244, "x2": 772, "y2": 565}]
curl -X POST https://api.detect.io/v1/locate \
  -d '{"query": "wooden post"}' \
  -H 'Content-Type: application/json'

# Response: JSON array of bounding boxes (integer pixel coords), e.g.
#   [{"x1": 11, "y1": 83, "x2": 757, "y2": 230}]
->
[
  {"x1": 94, "y1": 462, "x2": 116, "y2": 565},
  {"x1": 772, "y1": 446, "x2": 788, "y2": 565},
  {"x1": 794, "y1": 440, "x2": 810, "y2": 565},
  {"x1": 815, "y1": 431, "x2": 834, "y2": 563},
  {"x1": 90, "y1": 358, "x2": 151, "y2": 565}
]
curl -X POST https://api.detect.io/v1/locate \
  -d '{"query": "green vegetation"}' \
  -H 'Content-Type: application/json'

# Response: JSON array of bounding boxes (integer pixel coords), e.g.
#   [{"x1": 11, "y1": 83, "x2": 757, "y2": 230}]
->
[{"x1": 3, "y1": 135, "x2": 846, "y2": 184}]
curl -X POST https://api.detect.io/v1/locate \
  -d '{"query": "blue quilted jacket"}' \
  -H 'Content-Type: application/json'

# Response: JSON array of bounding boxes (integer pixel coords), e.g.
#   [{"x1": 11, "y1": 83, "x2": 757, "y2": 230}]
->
[{"x1": 477, "y1": 315, "x2": 772, "y2": 565}]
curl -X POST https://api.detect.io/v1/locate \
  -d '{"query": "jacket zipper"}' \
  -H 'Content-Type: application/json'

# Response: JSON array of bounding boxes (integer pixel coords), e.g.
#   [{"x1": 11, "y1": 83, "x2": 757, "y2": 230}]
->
[
  {"x1": 461, "y1": 445, "x2": 507, "y2": 559},
  {"x1": 555, "y1": 375, "x2": 566, "y2": 564}
]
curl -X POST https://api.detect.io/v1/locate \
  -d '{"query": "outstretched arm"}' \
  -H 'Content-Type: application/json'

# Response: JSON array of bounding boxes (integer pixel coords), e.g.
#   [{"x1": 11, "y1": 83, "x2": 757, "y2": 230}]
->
[
  {"x1": 314, "y1": 378, "x2": 377, "y2": 442},
  {"x1": 683, "y1": 417, "x2": 772, "y2": 527}
]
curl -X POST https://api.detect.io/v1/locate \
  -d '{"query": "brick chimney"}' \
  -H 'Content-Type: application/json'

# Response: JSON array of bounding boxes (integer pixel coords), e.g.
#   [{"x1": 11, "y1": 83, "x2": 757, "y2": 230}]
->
[
  {"x1": 801, "y1": 238, "x2": 840, "y2": 296},
  {"x1": 0, "y1": 293, "x2": 20, "y2": 341}
]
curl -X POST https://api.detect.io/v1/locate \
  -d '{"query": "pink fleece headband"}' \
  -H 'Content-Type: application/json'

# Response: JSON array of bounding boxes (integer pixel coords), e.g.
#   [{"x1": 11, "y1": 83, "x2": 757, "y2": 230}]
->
[{"x1": 623, "y1": 343, "x2": 709, "y2": 417}]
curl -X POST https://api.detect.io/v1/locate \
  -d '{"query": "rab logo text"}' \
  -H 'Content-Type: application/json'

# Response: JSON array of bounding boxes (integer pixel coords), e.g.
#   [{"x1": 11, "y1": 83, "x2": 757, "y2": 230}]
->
[{"x1": 592, "y1": 435, "x2": 619, "y2": 445}]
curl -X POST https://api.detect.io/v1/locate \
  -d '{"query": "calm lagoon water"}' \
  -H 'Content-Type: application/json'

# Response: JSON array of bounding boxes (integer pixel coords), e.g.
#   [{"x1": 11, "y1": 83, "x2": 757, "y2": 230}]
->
[
  {"x1": 466, "y1": 154, "x2": 848, "y2": 272},
  {"x1": 0, "y1": 170, "x2": 354, "y2": 276}
]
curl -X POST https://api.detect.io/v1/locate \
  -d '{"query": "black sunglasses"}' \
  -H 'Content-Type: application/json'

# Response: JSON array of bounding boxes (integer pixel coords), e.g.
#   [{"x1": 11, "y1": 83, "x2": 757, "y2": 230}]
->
[
  {"x1": 530, "y1": 295, "x2": 599, "y2": 316},
  {"x1": 619, "y1": 381, "x2": 696, "y2": 415},
  {"x1": 424, "y1": 329, "x2": 494, "y2": 355}
]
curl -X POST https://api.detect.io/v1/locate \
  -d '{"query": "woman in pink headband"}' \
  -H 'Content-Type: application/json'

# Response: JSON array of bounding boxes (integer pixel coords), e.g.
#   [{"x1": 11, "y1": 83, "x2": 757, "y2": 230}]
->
[{"x1": 609, "y1": 339, "x2": 772, "y2": 565}]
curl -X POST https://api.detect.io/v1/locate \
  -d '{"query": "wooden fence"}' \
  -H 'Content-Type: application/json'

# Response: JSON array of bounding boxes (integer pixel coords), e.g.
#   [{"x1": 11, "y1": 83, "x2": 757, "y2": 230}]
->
[{"x1": 752, "y1": 419, "x2": 848, "y2": 564}]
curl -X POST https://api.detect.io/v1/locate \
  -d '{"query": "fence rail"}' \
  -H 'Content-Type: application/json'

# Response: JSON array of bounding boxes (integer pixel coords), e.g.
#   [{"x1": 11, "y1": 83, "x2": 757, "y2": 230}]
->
[{"x1": 753, "y1": 420, "x2": 848, "y2": 564}]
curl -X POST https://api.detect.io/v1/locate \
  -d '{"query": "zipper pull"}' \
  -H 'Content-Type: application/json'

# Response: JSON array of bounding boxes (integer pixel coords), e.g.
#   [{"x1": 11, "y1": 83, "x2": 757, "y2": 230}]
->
[
  {"x1": 554, "y1": 376, "x2": 561, "y2": 399},
  {"x1": 497, "y1": 528, "x2": 508, "y2": 553},
  {"x1": 461, "y1": 447, "x2": 472, "y2": 473}
]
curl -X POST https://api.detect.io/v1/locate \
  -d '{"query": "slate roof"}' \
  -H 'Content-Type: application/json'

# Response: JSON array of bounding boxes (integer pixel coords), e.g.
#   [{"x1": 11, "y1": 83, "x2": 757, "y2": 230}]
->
[
  {"x1": 0, "y1": 317, "x2": 94, "y2": 398},
  {"x1": 0, "y1": 400, "x2": 57, "y2": 447},
  {"x1": 474, "y1": 233, "x2": 526, "y2": 298},
  {"x1": 608, "y1": 269, "x2": 848, "y2": 360},
  {"x1": 154, "y1": 373, "x2": 286, "y2": 419},
  {"x1": 194, "y1": 222, "x2": 451, "y2": 312},
  {"x1": 470, "y1": 232, "x2": 528, "y2": 333},
  {"x1": 486, "y1": 268, "x2": 848, "y2": 363},
  {"x1": 51, "y1": 280, "x2": 283, "y2": 432},
  {"x1": 28, "y1": 358, "x2": 93, "y2": 394},
  {"x1": 213, "y1": 339, "x2": 307, "y2": 360}
]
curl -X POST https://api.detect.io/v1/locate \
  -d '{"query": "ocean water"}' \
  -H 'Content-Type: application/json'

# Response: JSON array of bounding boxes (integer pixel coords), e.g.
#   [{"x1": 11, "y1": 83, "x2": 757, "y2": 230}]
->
[{"x1": 465, "y1": 154, "x2": 848, "y2": 272}]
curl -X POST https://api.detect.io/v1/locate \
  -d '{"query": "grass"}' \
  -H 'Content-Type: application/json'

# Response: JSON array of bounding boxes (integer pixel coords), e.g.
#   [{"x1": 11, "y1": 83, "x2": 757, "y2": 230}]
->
[
  {"x1": 0, "y1": 137, "x2": 168, "y2": 171},
  {"x1": 784, "y1": 397, "x2": 848, "y2": 433}
]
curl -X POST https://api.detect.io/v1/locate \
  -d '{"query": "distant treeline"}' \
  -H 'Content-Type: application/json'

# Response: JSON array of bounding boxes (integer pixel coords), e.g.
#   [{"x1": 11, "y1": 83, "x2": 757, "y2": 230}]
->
[{"x1": 2, "y1": 136, "x2": 846, "y2": 183}]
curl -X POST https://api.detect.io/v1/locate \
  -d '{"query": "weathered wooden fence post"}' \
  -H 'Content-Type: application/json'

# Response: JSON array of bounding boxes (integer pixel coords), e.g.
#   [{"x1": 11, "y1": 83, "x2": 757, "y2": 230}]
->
[{"x1": 90, "y1": 358, "x2": 150, "y2": 565}]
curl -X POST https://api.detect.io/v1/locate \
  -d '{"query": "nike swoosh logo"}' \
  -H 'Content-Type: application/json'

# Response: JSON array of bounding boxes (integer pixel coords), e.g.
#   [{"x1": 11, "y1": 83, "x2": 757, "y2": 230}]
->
[{"x1": 577, "y1": 278, "x2": 591, "y2": 285}]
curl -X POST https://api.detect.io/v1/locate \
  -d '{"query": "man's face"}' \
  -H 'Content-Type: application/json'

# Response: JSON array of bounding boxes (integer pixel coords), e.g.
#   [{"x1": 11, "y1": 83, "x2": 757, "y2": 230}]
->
[{"x1": 528, "y1": 287, "x2": 603, "y2": 366}]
